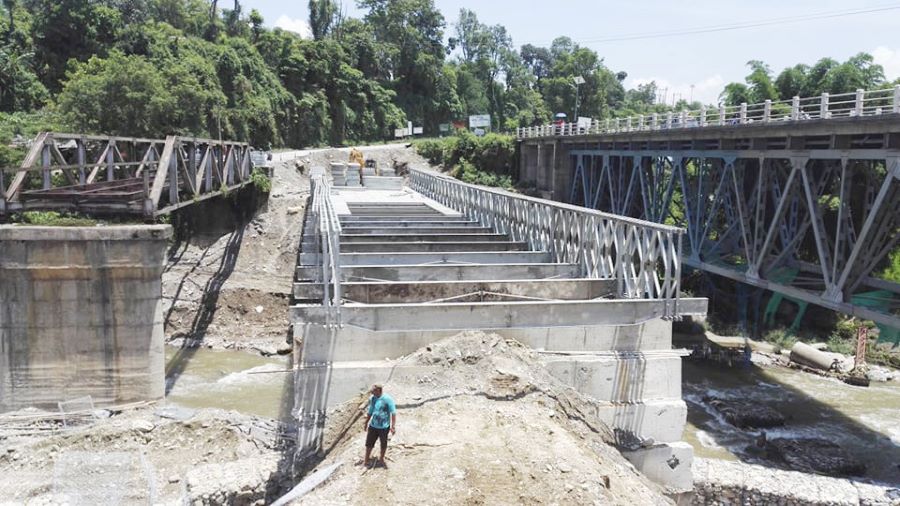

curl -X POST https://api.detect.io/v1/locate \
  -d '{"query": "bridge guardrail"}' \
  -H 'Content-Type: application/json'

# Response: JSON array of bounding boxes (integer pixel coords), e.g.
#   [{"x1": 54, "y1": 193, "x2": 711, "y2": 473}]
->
[
  {"x1": 517, "y1": 85, "x2": 900, "y2": 139},
  {"x1": 310, "y1": 173, "x2": 343, "y2": 327},
  {"x1": 409, "y1": 168, "x2": 683, "y2": 319}
]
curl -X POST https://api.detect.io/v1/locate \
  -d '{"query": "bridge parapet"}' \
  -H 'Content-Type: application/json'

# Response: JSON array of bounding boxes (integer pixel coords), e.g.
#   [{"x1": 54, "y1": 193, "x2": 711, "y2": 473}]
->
[
  {"x1": 409, "y1": 168, "x2": 684, "y2": 319},
  {"x1": 1, "y1": 132, "x2": 253, "y2": 218},
  {"x1": 518, "y1": 85, "x2": 900, "y2": 139}
]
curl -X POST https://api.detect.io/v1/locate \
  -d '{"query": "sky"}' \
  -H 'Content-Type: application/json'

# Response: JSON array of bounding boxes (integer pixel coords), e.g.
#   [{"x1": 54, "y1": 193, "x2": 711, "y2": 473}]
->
[{"x1": 245, "y1": 0, "x2": 900, "y2": 105}]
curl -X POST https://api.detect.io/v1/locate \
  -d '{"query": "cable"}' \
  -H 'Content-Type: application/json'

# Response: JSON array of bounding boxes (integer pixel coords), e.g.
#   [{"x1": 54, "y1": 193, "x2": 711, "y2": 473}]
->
[{"x1": 521, "y1": 4, "x2": 900, "y2": 45}]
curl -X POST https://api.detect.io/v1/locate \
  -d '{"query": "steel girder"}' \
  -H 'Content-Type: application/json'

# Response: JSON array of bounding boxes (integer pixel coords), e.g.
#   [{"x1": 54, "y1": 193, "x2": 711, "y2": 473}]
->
[{"x1": 569, "y1": 148, "x2": 900, "y2": 329}]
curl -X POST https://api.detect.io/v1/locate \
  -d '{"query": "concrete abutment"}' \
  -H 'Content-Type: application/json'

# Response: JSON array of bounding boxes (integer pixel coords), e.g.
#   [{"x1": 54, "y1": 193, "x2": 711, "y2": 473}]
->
[{"x1": 0, "y1": 225, "x2": 171, "y2": 412}]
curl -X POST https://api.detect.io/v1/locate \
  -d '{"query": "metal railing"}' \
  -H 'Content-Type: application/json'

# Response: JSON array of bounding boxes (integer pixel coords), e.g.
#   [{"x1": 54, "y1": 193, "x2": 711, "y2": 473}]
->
[
  {"x1": 517, "y1": 85, "x2": 900, "y2": 139},
  {"x1": 408, "y1": 168, "x2": 684, "y2": 318},
  {"x1": 310, "y1": 174, "x2": 343, "y2": 327}
]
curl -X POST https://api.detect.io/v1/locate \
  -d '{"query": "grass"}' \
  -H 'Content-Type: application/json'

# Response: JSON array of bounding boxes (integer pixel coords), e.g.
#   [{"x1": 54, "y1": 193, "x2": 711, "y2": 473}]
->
[{"x1": 14, "y1": 211, "x2": 98, "y2": 227}]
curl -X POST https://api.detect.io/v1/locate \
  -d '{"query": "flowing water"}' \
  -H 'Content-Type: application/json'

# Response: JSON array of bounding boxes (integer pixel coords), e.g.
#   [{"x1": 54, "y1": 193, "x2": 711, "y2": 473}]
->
[
  {"x1": 682, "y1": 360, "x2": 900, "y2": 485},
  {"x1": 164, "y1": 347, "x2": 293, "y2": 421}
]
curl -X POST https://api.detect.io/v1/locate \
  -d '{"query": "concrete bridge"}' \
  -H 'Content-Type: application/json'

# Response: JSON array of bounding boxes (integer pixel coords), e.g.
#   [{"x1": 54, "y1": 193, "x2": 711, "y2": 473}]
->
[
  {"x1": 517, "y1": 87, "x2": 900, "y2": 331},
  {"x1": 1, "y1": 132, "x2": 258, "y2": 218},
  {"x1": 292, "y1": 165, "x2": 707, "y2": 490}
]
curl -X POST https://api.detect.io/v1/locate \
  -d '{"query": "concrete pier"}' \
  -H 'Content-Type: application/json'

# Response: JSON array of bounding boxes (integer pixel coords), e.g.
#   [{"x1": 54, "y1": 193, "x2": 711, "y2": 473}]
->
[{"x1": 0, "y1": 225, "x2": 171, "y2": 412}]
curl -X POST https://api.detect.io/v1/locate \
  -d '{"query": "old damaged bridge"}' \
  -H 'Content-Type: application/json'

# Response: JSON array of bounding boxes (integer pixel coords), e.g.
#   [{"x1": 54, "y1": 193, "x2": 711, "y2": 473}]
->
[{"x1": 292, "y1": 165, "x2": 707, "y2": 491}]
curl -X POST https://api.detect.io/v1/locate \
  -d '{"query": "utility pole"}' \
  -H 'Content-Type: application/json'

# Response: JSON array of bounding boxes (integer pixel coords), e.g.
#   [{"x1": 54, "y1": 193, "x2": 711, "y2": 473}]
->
[
  {"x1": 573, "y1": 76, "x2": 586, "y2": 121},
  {"x1": 690, "y1": 84, "x2": 695, "y2": 104}
]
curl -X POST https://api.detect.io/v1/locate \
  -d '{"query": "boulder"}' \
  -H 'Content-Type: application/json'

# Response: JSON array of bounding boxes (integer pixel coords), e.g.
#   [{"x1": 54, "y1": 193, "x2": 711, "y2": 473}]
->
[
  {"x1": 765, "y1": 438, "x2": 866, "y2": 477},
  {"x1": 703, "y1": 396, "x2": 785, "y2": 428}
]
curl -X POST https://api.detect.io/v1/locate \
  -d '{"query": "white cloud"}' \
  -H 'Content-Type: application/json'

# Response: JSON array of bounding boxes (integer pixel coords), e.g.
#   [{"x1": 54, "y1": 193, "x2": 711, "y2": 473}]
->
[
  {"x1": 872, "y1": 46, "x2": 900, "y2": 81},
  {"x1": 274, "y1": 15, "x2": 311, "y2": 39},
  {"x1": 627, "y1": 75, "x2": 725, "y2": 106}
]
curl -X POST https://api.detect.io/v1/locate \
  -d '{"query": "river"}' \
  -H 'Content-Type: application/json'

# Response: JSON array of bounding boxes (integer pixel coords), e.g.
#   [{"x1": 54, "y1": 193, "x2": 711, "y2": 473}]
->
[{"x1": 682, "y1": 359, "x2": 900, "y2": 485}]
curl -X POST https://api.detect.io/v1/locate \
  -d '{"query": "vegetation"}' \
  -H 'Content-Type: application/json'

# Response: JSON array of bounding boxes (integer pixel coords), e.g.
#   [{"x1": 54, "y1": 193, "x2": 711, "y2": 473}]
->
[
  {"x1": 14, "y1": 210, "x2": 97, "y2": 226},
  {"x1": 719, "y1": 54, "x2": 894, "y2": 106},
  {"x1": 249, "y1": 168, "x2": 272, "y2": 193},
  {"x1": 1, "y1": 1, "x2": 897, "y2": 153},
  {"x1": 414, "y1": 131, "x2": 516, "y2": 189}
]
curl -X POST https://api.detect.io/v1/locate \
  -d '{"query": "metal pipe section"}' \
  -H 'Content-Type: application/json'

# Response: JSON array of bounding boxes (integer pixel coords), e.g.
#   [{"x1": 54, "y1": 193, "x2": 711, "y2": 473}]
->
[
  {"x1": 310, "y1": 174, "x2": 343, "y2": 327},
  {"x1": 408, "y1": 168, "x2": 684, "y2": 319}
]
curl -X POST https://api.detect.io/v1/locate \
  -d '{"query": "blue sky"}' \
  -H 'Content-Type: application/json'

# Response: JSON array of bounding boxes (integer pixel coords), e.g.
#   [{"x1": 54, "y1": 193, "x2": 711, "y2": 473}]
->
[{"x1": 245, "y1": 0, "x2": 900, "y2": 104}]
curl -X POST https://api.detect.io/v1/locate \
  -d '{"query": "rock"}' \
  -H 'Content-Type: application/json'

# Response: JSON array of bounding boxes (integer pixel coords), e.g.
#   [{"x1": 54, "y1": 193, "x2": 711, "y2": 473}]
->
[
  {"x1": 703, "y1": 396, "x2": 785, "y2": 428},
  {"x1": 168, "y1": 475, "x2": 180, "y2": 484},
  {"x1": 765, "y1": 438, "x2": 866, "y2": 476},
  {"x1": 254, "y1": 306, "x2": 264, "y2": 314},
  {"x1": 286, "y1": 206, "x2": 303, "y2": 215},
  {"x1": 132, "y1": 420, "x2": 155, "y2": 433}
]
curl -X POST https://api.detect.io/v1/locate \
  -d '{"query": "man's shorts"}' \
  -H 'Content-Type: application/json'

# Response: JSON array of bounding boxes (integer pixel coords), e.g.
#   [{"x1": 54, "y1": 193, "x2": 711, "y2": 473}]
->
[{"x1": 366, "y1": 426, "x2": 390, "y2": 449}]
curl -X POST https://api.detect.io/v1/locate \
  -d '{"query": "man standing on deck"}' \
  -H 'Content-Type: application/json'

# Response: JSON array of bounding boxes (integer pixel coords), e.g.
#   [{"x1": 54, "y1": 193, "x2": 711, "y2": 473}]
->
[{"x1": 363, "y1": 384, "x2": 396, "y2": 468}]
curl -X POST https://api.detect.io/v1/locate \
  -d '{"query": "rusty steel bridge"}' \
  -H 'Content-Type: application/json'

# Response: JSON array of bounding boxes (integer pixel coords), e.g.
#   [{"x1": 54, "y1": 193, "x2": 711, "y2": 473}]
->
[{"x1": 0, "y1": 132, "x2": 258, "y2": 218}]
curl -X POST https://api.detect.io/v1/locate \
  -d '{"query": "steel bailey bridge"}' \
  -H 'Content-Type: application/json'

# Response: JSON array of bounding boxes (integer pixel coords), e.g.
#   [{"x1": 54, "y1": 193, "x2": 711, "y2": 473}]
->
[
  {"x1": 517, "y1": 86, "x2": 900, "y2": 331},
  {"x1": 292, "y1": 166, "x2": 707, "y2": 490}
]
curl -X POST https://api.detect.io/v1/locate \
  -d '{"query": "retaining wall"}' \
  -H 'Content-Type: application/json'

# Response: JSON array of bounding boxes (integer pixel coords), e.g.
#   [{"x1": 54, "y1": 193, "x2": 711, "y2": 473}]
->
[{"x1": 0, "y1": 225, "x2": 171, "y2": 412}]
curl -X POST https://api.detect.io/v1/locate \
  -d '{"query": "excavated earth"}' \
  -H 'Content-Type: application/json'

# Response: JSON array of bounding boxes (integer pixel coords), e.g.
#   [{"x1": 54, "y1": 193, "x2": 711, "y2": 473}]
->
[{"x1": 293, "y1": 332, "x2": 672, "y2": 505}]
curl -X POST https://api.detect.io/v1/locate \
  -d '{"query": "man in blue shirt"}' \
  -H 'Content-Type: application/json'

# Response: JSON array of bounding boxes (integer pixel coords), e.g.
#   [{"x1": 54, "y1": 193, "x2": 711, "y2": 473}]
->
[{"x1": 363, "y1": 384, "x2": 397, "y2": 468}]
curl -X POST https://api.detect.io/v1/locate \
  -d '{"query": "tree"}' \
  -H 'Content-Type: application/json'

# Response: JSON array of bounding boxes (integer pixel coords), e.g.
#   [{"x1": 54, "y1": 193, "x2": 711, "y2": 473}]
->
[
  {"x1": 26, "y1": 0, "x2": 123, "y2": 91},
  {"x1": 3, "y1": 0, "x2": 15, "y2": 36},
  {"x1": 720, "y1": 82, "x2": 750, "y2": 106},
  {"x1": 520, "y1": 44, "x2": 552, "y2": 82},
  {"x1": 775, "y1": 64, "x2": 808, "y2": 99},
  {"x1": 309, "y1": 0, "x2": 337, "y2": 40},
  {"x1": 249, "y1": 9, "x2": 263, "y2": 42},
  {"x1": 358, "y1": 0, "x2": 446, "y2": 131},
  {"x1": 745, "y1": 60, "x2": 777, "y2": 103}
]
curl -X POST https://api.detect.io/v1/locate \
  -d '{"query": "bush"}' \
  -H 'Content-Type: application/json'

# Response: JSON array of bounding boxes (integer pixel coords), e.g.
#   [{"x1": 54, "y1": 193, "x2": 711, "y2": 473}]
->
[
  {"x1": 16, "y1": 211, "x2": 96, "y2": 226},
  {"x1": 762, "y1": 328, "x2": 797, "y2": 353},
  {"x1": 250, "y1": 169, "x2": 272, "y2": 193},
  {"x1": 413, "y1": 131, "x2": 517, "y2": 189}
]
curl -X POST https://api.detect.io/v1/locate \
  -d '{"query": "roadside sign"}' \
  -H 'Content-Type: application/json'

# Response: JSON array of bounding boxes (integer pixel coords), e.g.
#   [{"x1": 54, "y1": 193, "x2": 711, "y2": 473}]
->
[
  {"x1": 439, "y1": 123, "x2": 450, "y2": 132},
  {"x1": 473, "y1": 128, "x2": 486, "y2": 137},
  {"x1": 413, "y1": 127, "x2": 423, "y2": 135},
  {"x1": 469, "y1": 114, "x2": 490, "y2": 128},
  {"x1": 394, "y1": 128, "x2": 406, "y2": 138},
  {"x1": 577, "y1": 116, "x2": 593, "y2": 130}
]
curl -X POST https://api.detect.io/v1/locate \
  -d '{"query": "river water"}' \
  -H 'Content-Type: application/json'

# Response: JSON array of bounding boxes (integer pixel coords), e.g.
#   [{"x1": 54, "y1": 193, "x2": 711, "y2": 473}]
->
[
  {"x1": 163, "y1": 347, "x2": 900, "y2": 484},
  {"x1": 164, "y1": 347, "x2": 293, "y2": 421},
  {"x1": 682, "y1": 359, "x2": 900, "y2": 485}
]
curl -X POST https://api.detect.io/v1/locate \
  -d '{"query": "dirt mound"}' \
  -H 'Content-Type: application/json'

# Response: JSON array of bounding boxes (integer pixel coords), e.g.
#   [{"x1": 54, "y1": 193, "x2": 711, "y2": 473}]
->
[{"x1": 295, "y1": 332, "x2": 671, "y2": 505}]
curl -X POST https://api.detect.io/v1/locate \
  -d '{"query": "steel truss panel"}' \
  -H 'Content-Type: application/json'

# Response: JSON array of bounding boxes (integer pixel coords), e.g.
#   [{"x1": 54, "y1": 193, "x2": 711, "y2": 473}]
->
[{"x1": 567, "y1": 147, "x2": 900, "y2": 328}]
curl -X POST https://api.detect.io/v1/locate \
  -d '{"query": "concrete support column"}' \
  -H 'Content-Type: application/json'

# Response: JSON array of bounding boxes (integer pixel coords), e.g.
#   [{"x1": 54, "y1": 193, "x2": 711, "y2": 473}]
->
[{"x1": 0, "y1": 225, "x2": 172, "y2": 412}]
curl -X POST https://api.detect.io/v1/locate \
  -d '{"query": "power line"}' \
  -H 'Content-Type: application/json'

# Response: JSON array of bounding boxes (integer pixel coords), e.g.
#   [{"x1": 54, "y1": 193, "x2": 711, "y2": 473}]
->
[{"x1": 521, "y1": 4, "x2": 900, "y2": 46}]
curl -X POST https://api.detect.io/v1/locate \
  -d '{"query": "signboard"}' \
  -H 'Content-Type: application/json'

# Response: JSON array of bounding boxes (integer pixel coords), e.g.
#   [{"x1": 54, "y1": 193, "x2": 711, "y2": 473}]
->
[
  {"x1": 473, "y1": 128, "x2": 486, "y2": 137},
  {"x1": 469, "y1": 114, "x2": 491, "y2": 128},
  {"x1": 394, "y1": 128, "x2": 407, "y2": 138},
  {"x1": 413, "y1": 127, "x2": 424, "y2": 135},
  {"x1": 439, "y1": 123, "x2": 450, "y2": 132},
  {"x1": 577, "y1": 116, "x2": 593, "y2": 130}
]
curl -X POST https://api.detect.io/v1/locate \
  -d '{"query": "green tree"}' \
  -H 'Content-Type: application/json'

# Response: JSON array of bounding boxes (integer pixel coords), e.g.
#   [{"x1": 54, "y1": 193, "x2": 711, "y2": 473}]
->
[
  {"x1": 358, "y1": 0, "x2": 446, "y2": 132},
  {"x1": 720, "y1": 82, "x2": 750, "y2": 106},
  {"x1": 25, "y1": 0, "x2": 123, "y2": 90},
  {"x1": 309, "y1": 0, "x2": 338, "y2": 40},
  {"x1": 775, "y1": 64, "x2": 808, "y2": 99},
  {"x1": 745, "y1": 60, "x2": 777, "y2": 102}
]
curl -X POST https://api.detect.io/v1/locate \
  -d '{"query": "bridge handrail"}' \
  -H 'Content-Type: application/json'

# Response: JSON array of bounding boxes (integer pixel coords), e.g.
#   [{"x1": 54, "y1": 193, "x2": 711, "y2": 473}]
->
[
  {"x1": 517, "y1": 85, "x2": 900, "y2": 139},
  {"x1": 408, "y1": 168, "x2": 683, "y2": 318},
  {"x1": 310, "y1": 173, "x2": 342, "y2": 327}
]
